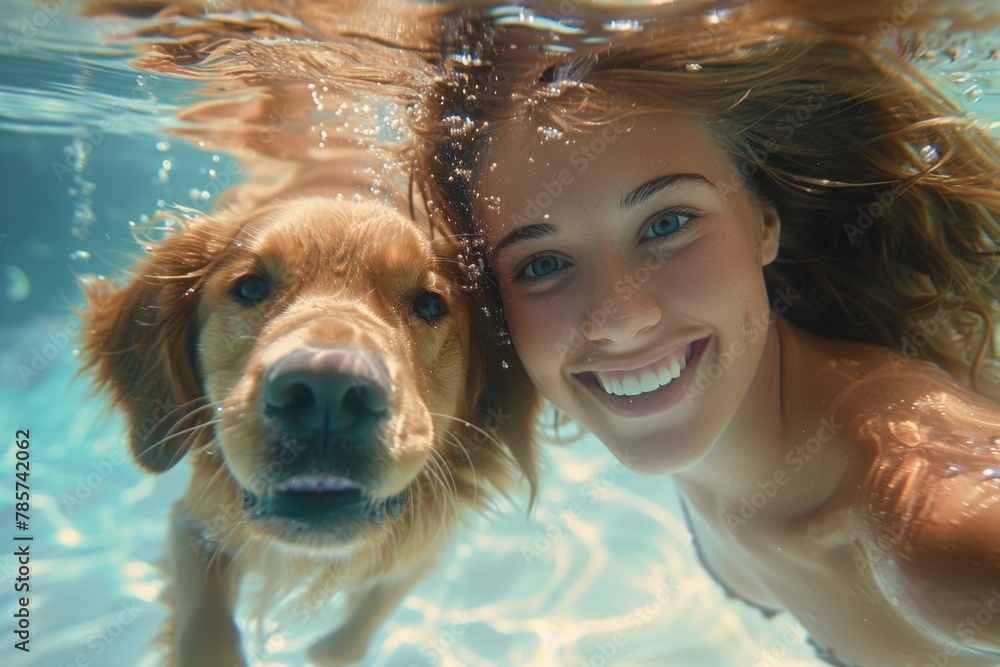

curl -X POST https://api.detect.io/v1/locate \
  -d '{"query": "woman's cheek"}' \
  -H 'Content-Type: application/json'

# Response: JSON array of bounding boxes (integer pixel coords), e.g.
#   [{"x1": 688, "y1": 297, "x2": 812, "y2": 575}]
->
[{"x1": 503, "y1": 290, "x2": 570, "y2": 376}]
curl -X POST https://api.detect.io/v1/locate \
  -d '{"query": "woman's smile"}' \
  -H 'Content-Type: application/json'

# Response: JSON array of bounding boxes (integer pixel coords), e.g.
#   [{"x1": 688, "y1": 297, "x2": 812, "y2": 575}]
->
[{"x1": 572, "y1": 336, "x2": 711, "y2": 418}]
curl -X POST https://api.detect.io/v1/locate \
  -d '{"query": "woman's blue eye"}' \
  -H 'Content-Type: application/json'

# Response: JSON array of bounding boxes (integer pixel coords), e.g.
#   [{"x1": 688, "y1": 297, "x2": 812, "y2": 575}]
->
[
  {"x1": 643, "y1": 210, "x2": 695, "y2": 240},
  {"x1": 521, "y1": 255, "x2": 566, "y2": 278}
]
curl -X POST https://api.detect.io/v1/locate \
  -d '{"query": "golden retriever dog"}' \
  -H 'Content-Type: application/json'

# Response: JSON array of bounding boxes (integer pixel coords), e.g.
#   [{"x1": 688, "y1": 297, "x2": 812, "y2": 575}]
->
[{"x1": 78, "y1": 197, "x2": 538, "y2": 666}]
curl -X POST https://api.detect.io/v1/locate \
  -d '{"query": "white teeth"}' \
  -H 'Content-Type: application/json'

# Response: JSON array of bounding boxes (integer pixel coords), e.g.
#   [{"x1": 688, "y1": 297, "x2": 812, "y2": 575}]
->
[
  {"x1": 639, "y1": 371, "x2": 660, "y2": 393},
  {"x1": 592, "y1": 349, "x2": 691, "y2": 398},
  {"x1": 275, "y1": 475, "x2": 359, "y2": 493}
]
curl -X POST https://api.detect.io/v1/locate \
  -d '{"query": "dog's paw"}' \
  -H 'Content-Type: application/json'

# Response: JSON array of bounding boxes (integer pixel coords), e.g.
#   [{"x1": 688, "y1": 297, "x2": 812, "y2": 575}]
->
[
  {"x1": 306, "y1": 628, "x2": 368, "y2": 666},
  {"x1": 176, "y1": 612, "x2": 247, "y2": 667}
]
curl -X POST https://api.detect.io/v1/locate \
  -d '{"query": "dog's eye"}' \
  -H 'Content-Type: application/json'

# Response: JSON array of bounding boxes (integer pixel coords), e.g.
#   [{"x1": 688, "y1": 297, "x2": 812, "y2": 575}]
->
[
  {"x1": 412, "y1": 291, "x2": 448, "y2": 323},
  {"x1": 231, "y1": 275, "x2": 271, "y2": 306}
]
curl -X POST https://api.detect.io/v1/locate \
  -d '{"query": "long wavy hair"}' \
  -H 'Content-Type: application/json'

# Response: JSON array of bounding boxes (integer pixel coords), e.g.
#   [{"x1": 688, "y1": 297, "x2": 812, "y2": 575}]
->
[{"x1": 410, "y1": 2, "x2": 1000, "y2": 425}]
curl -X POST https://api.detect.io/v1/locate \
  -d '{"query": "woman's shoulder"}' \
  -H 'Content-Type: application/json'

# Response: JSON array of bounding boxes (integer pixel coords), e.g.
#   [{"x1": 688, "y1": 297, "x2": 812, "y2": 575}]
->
[
  {"x1": 788, "y1": 325, "x2": 1000, "y2": 655},
  {"x1": 783, "y1": 319, "x2": 1000, "y2": 504},
  {"x1": 777, "y1": 317, "x2": 1000, "y2": 437}
]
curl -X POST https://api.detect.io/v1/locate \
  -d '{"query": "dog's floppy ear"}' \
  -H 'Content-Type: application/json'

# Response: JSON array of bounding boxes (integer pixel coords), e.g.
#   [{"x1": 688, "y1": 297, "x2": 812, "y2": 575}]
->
[{"x1": 78, "y1": 212, "x2": 243, "y2": 472}]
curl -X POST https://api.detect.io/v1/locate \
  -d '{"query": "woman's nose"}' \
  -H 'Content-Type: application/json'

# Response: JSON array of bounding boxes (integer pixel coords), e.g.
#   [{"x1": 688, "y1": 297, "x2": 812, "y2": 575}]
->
[{"x1": 581, "y1": 266, "x2": 662, "y2": 344}]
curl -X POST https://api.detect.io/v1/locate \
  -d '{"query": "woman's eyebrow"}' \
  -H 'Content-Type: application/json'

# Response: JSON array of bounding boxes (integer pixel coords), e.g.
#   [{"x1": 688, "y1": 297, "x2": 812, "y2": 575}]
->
[
  {"x1": 619, "y1": 173, "x2": 717, "y2": 212},
  {"x1": 491, "y1": 221, "x2": 559, "y2": 257}
]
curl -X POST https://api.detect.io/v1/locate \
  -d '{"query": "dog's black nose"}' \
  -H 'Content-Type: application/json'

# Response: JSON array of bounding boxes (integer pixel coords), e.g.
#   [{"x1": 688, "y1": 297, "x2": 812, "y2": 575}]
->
[{"x1": 264, "y1": 346, "x2": 392, "y2": 439}]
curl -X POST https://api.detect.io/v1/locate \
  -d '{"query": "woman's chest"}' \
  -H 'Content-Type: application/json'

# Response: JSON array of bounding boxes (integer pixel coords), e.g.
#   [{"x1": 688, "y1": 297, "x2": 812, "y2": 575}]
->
[{"x1": 686, "y1": 500, "x2": 974, "y2": 666}]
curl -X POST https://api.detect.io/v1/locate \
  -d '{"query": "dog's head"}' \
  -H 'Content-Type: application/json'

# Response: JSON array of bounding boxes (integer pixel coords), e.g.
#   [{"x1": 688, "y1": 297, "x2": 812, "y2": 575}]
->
[{"x1": 79, "y1": 197, "x2": 540, "y2": 552}]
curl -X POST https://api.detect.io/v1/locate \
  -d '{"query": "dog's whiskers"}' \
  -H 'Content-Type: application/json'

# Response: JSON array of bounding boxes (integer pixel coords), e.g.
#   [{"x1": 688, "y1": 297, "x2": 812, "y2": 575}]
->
[
  {"x1": 424, "y1": 451, "x2": 460, "y2": 545},
  {"x1": 429, "y1": 410, "x2": 503, "y2": 497},
  {"x1": 134, "y1": 398, "x2": 220, "y2": 469}
]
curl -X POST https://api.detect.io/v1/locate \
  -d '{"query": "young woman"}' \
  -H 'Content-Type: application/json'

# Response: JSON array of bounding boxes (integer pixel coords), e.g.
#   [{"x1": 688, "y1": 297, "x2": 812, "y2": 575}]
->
[{"x1": 410, "y1": 4, "x2": 1000, "y2": 666}]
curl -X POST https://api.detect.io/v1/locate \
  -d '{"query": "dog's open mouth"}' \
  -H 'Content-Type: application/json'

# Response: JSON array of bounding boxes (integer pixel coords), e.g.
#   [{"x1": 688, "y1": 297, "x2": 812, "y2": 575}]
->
[
  {"x1": 243, "y1": 473, "x2": 409, "y2": 530},
  {"x1": 269, "y1": 474, "x2": 366, "y2": 521}
]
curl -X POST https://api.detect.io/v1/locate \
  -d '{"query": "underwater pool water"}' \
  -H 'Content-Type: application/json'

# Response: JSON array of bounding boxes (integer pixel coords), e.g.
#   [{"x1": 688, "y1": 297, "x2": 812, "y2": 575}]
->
[{"x1": 2, "y1": 1, "x2": 1000, "y2": 666}]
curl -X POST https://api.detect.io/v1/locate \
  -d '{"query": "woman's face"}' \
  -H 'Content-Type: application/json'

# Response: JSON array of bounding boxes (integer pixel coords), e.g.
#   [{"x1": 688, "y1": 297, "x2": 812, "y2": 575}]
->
[{"x1": 476, "y1": 112, "x2": 780, "y2": 474}]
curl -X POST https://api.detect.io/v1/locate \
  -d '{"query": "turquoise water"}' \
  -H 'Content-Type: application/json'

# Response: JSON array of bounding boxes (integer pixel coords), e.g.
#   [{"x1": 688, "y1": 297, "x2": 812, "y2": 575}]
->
[{"x1": 1, "y1": 1, "x2": 999, "y2": 666}]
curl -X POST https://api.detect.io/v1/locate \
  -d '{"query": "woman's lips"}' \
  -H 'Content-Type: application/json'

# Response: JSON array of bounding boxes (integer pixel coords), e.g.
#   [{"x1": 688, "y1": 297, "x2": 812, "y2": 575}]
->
[{"x1": 573, "y1": 337, "x2": 710, "y2": 417}]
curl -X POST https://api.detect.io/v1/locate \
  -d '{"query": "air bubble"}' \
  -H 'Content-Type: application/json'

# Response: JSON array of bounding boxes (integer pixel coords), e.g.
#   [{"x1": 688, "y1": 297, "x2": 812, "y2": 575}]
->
[
  {"x1": 70, "y1": 250, "x2": 91, "y2": 260},
  {"x1": 707, "y1": 9, "x2": 732, "y2": 24},
  {"x1": 918, "y1": 145, "x2": 940, "y2": 164},
  {"x1": 685, "y1": 63, "x2": 703, "y2": 72},
  {"x1": 604, "y1": 19, "x2": 642, "y2": 32},
  {"x1": 538, "y1": 126, "x2": 564, "y2": 141},
  {"x1": 443, "y1": 114, "x2": 475, "y2": 137},
  {"x1": 5, "y1": 265, "x2": 30, "y2": 302}
]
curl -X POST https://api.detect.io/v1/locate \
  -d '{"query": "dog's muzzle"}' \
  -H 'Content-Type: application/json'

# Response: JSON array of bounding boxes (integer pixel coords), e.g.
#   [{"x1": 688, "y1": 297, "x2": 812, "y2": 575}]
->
[{"x1": 245, "y1": 345, "x2": 407, "y2": 530}]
